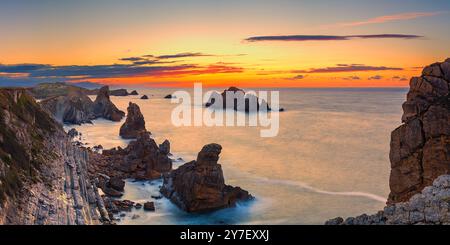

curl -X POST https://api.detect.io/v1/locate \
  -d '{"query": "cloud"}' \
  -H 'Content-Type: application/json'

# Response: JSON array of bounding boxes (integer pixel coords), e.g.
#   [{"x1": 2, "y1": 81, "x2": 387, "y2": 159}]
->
[
  {"x1": 288, "y1": 75, "x2": 305, "y2": 80},
  {"x1": 156, "y1": 52, "x2": 214, "y2": 59},
  {"x1": 369, "y1": 75, "x2": 383, "y2": 80},
  {"x1": 0, "y1": 62, "x2": 244, "y2": 81},
  {"x1": 334, "y1": 11, "x2": 445, "y2": 27},
  {"x1": 244, "y1": 34, "x2": 423, "y2": 42},
  {"x1": 295, "y1": 64, "x2": 403, "y2": 73},
  {"x1": 343, "y1": 76, "x2": 361, "y2": 80},
  {"x1": 392, "y1": 76, "x2": 409, "y2": 81}
]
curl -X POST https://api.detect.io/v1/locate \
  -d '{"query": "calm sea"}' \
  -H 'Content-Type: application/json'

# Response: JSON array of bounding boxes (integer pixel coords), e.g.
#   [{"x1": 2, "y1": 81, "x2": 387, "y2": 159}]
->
[{"x1": 66, "y1": 87, "x2": 407, "y2": 224}]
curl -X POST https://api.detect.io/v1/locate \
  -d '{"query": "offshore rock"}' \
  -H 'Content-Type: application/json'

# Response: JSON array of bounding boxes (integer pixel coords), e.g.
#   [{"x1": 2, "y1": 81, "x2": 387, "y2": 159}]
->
[{"x1": 119, "y1": 102, "x2": 147, "y2": 139}]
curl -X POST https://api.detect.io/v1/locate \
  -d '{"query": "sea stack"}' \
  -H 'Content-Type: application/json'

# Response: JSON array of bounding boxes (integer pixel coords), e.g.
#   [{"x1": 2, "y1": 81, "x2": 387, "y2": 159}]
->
[
  {"x1": 160, "y1": 143, "x2": 253, "y2": 213},
  {"x1": 119, "y1": 102, "x2": 147, "y2": 139},
  {"x1": 93, "y1": 86, "x2": 125, "y2": 122},
  {"x1": 205, "y1": 86, "x2": 272, "y2": 113}
]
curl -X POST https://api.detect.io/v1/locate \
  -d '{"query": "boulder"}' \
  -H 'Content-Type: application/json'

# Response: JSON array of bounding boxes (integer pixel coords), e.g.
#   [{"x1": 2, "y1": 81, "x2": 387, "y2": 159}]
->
[
  {"x1": 143, "y1": 201, "x2": 155, "y2": 211},
  {"x1": 93, "y1": 86, "x2": 125, "y2": 122},
  {"x1": 140, "y1": 95, "x2": 149, "y2": 100},
  {"x1": 160, "y1": 143, "x2": 253, "y2": 213},
  {"x1": 130, "y1": 90, "x2": 139, "y2": 95},
  {"x1": 68, "y1": 128, "x2": 79, "y2": 138},
  {"x1": 119, "y1": 102, "x2": 147, "y2": 139}
]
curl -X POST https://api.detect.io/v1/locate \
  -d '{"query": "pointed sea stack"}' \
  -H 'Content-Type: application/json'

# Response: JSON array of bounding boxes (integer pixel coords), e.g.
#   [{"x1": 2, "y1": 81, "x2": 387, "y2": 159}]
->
[
  {"x1": 93, "y1": 86, "x2": 125, "y2": 122},
  {"x1": 119, "y1": 102, "x2": 147, "y2": 139},
  {"x1": 160, "y1": 143, "x2": 253, "y2": 213}
]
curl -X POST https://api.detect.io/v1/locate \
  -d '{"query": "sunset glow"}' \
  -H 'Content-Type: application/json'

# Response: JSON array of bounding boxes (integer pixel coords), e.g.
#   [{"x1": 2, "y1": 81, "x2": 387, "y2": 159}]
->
[{"x1": 1, "y1": 0, "x2": 449, "y2": 88}]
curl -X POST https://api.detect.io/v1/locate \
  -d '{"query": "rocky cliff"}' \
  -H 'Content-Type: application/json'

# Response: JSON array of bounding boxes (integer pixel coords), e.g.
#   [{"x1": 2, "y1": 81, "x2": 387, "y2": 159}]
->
[
  {"x1": 389, "y1": 58, "x2": 450, "y2": 203},
  {"x1": 40, "y1": 85, "x2": 125, "y2": 124},
  {"x1": 326, "y1": 58, "x2": 450, "y2": 225},
  {"x1": 160, "y1": 143, "x2": 253, "y2": 213},
  {"x1": 0, "y1": 89, "x2": 108, "y2": 224}
]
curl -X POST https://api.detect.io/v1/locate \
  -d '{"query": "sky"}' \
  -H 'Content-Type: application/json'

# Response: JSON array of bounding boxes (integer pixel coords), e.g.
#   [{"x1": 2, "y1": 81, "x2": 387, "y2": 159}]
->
[{"x1": 0, "y1": 0, "x2": 450, "y2": 88}]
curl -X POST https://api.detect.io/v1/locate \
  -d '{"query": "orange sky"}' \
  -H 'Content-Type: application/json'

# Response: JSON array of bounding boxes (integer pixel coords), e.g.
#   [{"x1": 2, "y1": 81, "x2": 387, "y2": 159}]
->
[{"x1": 0, "y1": 1, "x2": 449, "y2": 88}]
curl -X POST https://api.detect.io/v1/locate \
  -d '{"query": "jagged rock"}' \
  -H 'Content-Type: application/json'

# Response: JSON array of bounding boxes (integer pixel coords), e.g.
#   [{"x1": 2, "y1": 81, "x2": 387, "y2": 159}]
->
[
  {"x1": 160, "y1": 143, "x2": 253, "y2": 213},
  {"x1": 68, "y1": 128, "x2": 79, "y2": 138},
  {"x1": 40, "y1": 90, "x2": 96, "y2": 124},
  {"x1": 0, "y1": 89, "x2": 103, "y2": 224},
  {"x1": 108, "y1": 177, "x2": 125, "y2": 192},
  {"x1": 389, "y1": 58, "x2": 450, "y2": 204},
  {"x1": 159, "y1": 140, "x2": 170, "y2": 155},
  {"x1": 130, "y1": 90, "x2": 139, "y2": 95},
  {"x1": 119, "y1": 102, "x2": 147, "y2": 139},
  {"x1": 89, "y1": 132, "x2": 172, "y2": 181},
  {"x1": 326, "y1": 175, "x2": 450, "y2": 225},
  {"x1": 110, "y1": 89, "x2": 129, "y2": 96},
  {"x1": 143, "y1": 201, "x2": 155, "y2": 211},
  {"x1": 93, "y1": 86, "x2": 125, "y2": 122},
  {"x1": 140, "y1": 95, "x2": 149, "y2": 100},
  {"x1": 205, "y1": 87, "x2": 274, "y2": 113}
]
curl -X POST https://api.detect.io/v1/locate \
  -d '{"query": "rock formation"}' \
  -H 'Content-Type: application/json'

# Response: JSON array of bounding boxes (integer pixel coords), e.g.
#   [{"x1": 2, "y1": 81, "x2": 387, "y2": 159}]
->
[
  {"x1": 40, "y1": 85, "x2": 125, "y2": 124},
  {"x1": 140, "y1": 95, "x2": 149, "y2": 100},
  {"x1": 40, "y1": 90, "x2": 96, "y2": 124},
  {"x1": 119, "y1": 102, "x2": 147, "y2": 139},
  {"x1": 89, "y1": 132, "x2": 172, "y2": 181},
  {"x1": 326, "y1": 175, "x2": 450, "y2": 225},
  {"x1": 93, "y1": 86, "x2": 125, "y2": 122},
  {"x1": 164, "y1": 94, "x2": 174, "y2": 99},
  {"x1": 205, "y1": 87, "x2": 280, "y2": 113},
  {"x1": 389, "y1": 58, "x2": 450, "y2": 204},
  {"x1": 130, "y1": 90, "x2": 139, "y2": 95},
  {"x1": 0, "y1": 89, "x2": 108, "y2": 224},
  {"x1": 325, "y1": 58, "x2": 450, "y2": 225},
  {"x1": 160, "y1": 143, "x2": 253, "y2": 213}
]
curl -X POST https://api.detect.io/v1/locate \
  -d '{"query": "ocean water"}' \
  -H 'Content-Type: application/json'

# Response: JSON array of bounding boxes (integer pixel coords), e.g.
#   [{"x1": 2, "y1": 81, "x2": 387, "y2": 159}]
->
[{"x1": 66, "y1": 87, "x2": 407, "y2": 224}]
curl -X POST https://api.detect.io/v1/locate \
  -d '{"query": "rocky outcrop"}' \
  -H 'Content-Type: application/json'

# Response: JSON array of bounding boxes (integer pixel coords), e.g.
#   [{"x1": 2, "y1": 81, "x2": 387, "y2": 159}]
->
[
  {"x1": 205, "y1": 87, "x2": 279, "y2": 113},
  {"x1": 0, "y1": 89, "x2": 108, "y2": 224},
  {"x1": 89, "y1": 132, "x2": 172, "y2": 181},
  {"x1": 40, "y1": 90, "x2": 96, "y2": 124},
  {"x1": 326, "y1": 175, "x2": 450, "y2": 225},
  {"x1": 130, "y1": 90, "x2": 139, "y2": 95},
  {"x1": 140, "y1": 95, "x2": 149, "y2": 100},
  {"x1": 164, "y1": 94, "x2": 174, "y2": 99},
  {"x1": 93, "y1": 86, "x2": 125, "y2": 122},
  {"x1": 40, "y1": 86, "x2": 125, "y2": 124},
  {"x1": 119, "y1": 102, "x2": 147, "y2": 139},
  {"x1": 388, "y1": 58, "x2": 450, "y2": 204},
  {"x1": 160, "y1": 143, "x2": 253, "y2": 213}
]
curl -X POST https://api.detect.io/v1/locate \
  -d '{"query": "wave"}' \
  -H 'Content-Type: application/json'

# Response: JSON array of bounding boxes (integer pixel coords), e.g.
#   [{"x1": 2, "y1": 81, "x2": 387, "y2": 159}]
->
[{"x1": 253, "y1": 176, "x2": 386, "y2": 203}]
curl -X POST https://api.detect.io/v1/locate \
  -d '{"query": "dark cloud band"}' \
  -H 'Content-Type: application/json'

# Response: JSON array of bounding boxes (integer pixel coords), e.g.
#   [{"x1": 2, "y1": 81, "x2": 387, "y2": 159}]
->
[{"x1": 245, "y1": 34, "x2": 423, "y2": 42}]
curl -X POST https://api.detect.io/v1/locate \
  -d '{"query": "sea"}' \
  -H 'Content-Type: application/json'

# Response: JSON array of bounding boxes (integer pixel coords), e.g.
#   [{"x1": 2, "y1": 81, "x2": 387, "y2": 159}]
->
[{"x1": 65, "y1": 87, "x2": 407, "y2": 225}]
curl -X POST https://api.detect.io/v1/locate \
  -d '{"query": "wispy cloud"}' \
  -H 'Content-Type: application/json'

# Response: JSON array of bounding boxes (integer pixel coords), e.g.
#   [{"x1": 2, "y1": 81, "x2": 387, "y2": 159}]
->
[
  {"x1": 369, "y1": 75, "x2": 383, "y2": 80},
  {"x1": 333, "y1": 11, "x2": 445, "y2": 27},
  {"x1": 295, "y1": 64, "x2": 403, "y2": 73},
  {"x1": 244, "y1": 34, "x2": 423, "y2": 42},
  {"x1": 342, "y1": 76, "x2": 361, "y2": 80}
]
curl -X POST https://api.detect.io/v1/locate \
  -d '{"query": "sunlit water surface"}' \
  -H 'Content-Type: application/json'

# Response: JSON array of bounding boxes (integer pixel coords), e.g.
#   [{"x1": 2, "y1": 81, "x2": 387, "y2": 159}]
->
[{"x1": 66, "y1": 87, "x2": 406, "y2": 224}]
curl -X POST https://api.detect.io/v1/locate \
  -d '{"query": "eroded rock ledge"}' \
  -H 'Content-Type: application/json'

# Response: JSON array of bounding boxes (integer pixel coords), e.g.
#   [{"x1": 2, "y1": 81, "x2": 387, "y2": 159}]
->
[
  {"x1": 160, "y1": 143, "x2": 253, "y2": 213},
  {"x1": 326, "y1": 175, "x2": 450, "y2": 225}
]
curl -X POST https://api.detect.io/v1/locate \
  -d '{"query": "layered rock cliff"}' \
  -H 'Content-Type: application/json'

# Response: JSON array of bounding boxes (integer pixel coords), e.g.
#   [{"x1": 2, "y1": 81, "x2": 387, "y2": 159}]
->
[
  {"x1": 0, "y1": 89, "x2": 108, "y2": 224},
  {"x1": 389, "y1": 58, "x2": 450, "y2": 204},
  {"x1": 40, "y1": 85, "x2": 125, "y2": 124},
  {"x1": 160, "y1": 143, "x2": 253, "y2": 213}
]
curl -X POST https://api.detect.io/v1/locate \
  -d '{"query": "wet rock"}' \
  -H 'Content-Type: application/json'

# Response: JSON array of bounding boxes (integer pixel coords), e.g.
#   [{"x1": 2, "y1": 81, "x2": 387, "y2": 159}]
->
[
  {"x1": 143, "y1": 201, "x2": 155, "y2": 211},
  {"x1": 161, "y1": 143, "x2": 253, "y2": 213},
  {"x1": 93, "y1": 86, "x2": 125, "y2": 122},
  {"x1": 108, "y1": 177, "x2": 125, "y2": 192},
  {"x1": 68, "y1": 128, "x2": 79, "y2": 138},
  {"x1": 119, "y1": 102, "x2": 147, "y2": 139}
]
